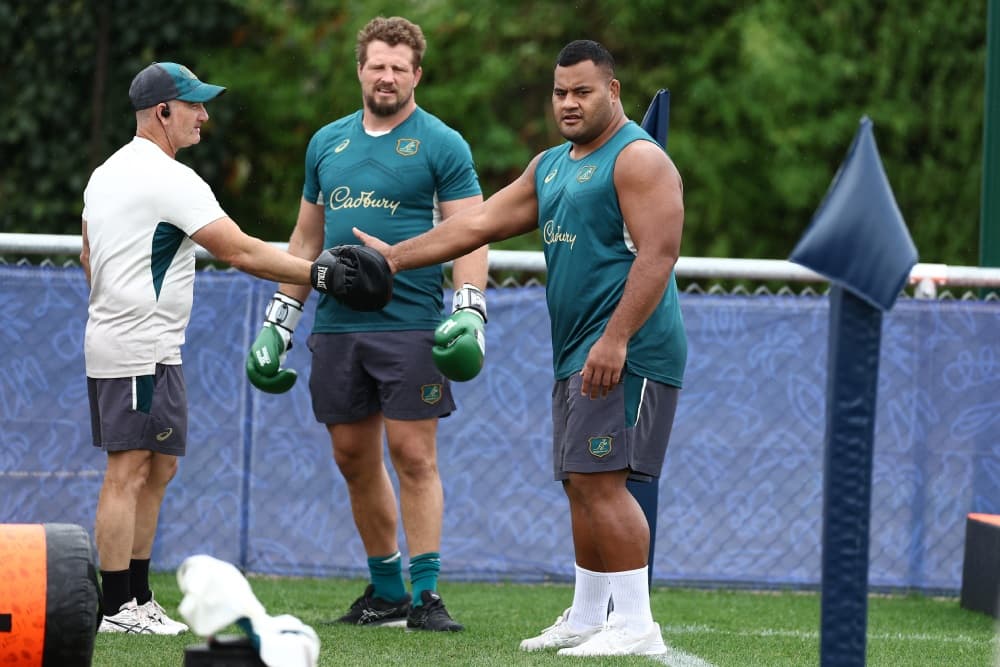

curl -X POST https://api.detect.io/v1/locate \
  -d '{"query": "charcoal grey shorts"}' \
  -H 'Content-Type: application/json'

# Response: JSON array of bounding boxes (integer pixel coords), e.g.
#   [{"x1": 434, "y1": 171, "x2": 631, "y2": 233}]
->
[
  {"x1": 552, "y1": 372, "x2": 679, "y2": 482},
  {"x1": 307, "y1": 331, "x2": 455, "y2": 424},
  {"x1": 87, "y1": 364, "x2": 187, "y2": 456}
]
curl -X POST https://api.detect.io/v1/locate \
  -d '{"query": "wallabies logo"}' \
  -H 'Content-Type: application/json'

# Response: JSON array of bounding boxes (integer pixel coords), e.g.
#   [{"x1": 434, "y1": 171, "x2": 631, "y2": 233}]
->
[
  {"x1": 396, "y1": 138, "x2": 420, "y2": 156},
  {"x1": 421, "y1": 384, "x2": 442, "y2": 405},
  {"x1": 576, "y1": 165, "x2": 597, "y2": 183},
  {"x1": 588, "y1": 436, "x2": 612, "y2": 458}
]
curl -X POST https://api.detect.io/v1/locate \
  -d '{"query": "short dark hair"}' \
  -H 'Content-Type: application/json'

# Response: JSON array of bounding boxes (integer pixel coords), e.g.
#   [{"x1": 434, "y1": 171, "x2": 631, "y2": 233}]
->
[
  {"x1": 555, "y1": 40, "x2": 615, "y2": 77},
  {"x1": 356, "y1": 16, "x2": 426, "y2": 68}
]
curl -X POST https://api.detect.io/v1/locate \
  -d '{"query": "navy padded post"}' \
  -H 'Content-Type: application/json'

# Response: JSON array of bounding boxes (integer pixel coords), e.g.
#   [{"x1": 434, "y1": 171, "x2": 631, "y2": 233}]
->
[
  {"x1": 789, "y1": 117, "x2": 918, "y2": 666},
  {"x1": 820, "y1": 287, "x2": 881, "y2": 666},
  {"x1": 628, "y1": 89, "x2": 671, "y2": 591}
]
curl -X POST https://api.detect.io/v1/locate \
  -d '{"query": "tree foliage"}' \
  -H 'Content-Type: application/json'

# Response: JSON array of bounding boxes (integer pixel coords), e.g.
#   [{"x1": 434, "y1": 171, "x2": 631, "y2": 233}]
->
[
  {"x1": 0, "y1": 0, "x2": 988, "y2": 264},
  {"x1": 0, "y1": 0, "x2": 241, "y2": 233}
]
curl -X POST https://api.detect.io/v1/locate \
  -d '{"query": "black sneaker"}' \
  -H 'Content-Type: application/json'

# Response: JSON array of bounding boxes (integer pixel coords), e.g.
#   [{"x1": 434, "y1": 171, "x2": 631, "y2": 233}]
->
[
  {"x1": 406, "y1": 590, "x2": 464, "y2": 632},
  {"x1": 332, "y1": 584, "x2": 410, "y2": 627}
]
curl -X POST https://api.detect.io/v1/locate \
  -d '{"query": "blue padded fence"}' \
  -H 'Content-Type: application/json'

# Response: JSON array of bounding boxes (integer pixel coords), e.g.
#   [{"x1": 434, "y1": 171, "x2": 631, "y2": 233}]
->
[{"x1": 1, "y1": 265, "x2": 998, "y2": 591}]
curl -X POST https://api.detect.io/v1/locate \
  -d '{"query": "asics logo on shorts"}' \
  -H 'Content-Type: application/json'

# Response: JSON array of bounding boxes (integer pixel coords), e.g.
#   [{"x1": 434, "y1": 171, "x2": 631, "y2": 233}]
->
[{"x1": 156, "y1": 428, "x2": 173, "y2": 442}]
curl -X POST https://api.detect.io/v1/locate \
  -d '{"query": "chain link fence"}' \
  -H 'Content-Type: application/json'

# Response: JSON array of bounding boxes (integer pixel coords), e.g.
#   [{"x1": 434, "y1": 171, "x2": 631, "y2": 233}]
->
[{"x1": 2, "y1": 236, "x2": 999, "y2": 592}]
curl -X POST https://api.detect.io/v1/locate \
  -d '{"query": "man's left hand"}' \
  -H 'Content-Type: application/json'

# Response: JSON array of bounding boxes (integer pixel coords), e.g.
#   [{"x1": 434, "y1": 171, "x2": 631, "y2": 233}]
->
[{"x1": 432, "y1": 283, "x2": 488, "y2": 382}]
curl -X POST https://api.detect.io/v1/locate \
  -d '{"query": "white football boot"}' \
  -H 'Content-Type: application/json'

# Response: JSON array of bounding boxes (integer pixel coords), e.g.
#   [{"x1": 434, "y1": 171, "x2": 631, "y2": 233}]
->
[
  {"x1": 519, "y1": 607, "x2": 602, "y2": 651},
  {"x1": 557, "y1": 612, "x2": 667, "y2": 656},
  {"x1": 137, "y1": 591, "x2": 189, "y2": 635},
  {"x1": 98, "y1": 599, "x2": 156, "y2": 634}
]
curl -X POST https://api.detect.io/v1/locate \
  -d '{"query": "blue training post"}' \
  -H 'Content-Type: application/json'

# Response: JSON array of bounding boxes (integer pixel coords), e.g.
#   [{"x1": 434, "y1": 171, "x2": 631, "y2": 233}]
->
[
  {"x1": 789, "y1": 116, "x2": 918, "y2": 667},
  {"x1": 630, "y1": 89, "x2": 671, "y2": 591}
]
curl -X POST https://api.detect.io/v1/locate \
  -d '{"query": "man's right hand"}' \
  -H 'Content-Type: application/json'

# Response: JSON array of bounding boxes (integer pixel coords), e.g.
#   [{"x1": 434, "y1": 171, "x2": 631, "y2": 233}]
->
[
  {"x1": 351, "y1": 227, "x2": 396, "y2": 273},
  {"x1": 246, "y1": 292, "x2": 303, "y2": 394}
]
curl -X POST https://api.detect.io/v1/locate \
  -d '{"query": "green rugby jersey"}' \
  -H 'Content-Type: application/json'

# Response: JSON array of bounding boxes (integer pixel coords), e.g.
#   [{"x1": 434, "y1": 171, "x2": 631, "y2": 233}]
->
[
  {"x1": 534, "y1": 121, "x2": 687, "y2": 387},
  {"x1": 303, "y1": 107, "x2": 481, "y2": 332}
]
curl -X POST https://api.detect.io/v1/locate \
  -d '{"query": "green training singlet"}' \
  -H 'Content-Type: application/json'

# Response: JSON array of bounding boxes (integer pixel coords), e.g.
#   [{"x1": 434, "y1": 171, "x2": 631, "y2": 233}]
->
[{"x1": 534, "y1": 121, "x2": 686, "y2": 386}]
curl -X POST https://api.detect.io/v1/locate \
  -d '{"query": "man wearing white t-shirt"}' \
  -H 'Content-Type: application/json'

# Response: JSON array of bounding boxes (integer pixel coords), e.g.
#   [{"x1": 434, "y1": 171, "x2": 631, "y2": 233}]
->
[{"x1": 81, "y1": 61, "x2": 335, "y2": 635}]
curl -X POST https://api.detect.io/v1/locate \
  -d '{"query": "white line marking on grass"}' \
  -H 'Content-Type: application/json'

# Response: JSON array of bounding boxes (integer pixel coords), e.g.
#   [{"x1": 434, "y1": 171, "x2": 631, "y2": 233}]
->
[
  {"x1": 651, "y1": 643, "x2": 718, "y2": 667},
  {"x1": 662, "y1": 624, "x2": 998, "y2": 646}
]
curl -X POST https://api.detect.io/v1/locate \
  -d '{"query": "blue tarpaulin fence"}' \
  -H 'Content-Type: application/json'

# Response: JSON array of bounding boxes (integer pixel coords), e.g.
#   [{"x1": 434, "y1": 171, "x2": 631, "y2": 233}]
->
[{"x1": 1, "y1": 265, "x2": 998, "y2": 591}]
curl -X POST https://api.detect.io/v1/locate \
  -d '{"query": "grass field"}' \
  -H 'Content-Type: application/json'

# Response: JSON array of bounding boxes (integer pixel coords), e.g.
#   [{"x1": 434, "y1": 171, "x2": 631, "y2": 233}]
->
[{"x1": 91, "y1": 573, "x2": 998, "y2": 666}]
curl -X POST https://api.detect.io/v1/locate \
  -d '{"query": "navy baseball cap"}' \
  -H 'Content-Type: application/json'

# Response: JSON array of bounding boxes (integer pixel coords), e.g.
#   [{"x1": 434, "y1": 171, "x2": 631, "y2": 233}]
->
[{"x1": 128, "y1": 62, "x2": 226, "y2": 110}]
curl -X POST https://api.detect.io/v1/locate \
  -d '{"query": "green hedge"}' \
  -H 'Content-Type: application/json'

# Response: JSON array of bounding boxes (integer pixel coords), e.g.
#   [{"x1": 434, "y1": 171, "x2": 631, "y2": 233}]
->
[{"x1": 0, "y1": 0, "x2": 987, "y2": 264}]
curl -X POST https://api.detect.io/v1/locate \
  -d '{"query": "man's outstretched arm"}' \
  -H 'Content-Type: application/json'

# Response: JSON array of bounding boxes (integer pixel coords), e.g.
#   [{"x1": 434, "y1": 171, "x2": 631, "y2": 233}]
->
[{"x1": 355, "y1": 154, "x2": 545, "y2": 273}]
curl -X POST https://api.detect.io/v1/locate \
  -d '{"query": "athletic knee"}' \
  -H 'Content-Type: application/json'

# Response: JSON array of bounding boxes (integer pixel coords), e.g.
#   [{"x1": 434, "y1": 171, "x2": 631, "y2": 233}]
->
[
  {"x1": 101, "y1": 470, "x2": 149, "y2": 500},
  {"x1": 389, "y1": 448, "x2": 438, "y2": 483},
  {"x1": 332, "y1": 444, "x2": 380, "y2": 479},
  {"x1": 103, "y1": 451, "x2": 154, "y2": 495},
  {"x1": 329, "y1": 420, "x2": 384, "y2": 476},
  {"x1": 147, "y1": 454, "x2": 179, "y2": 487},
  {"x1": 565, "y1": 471, "x2": 628, "y2": 506}
]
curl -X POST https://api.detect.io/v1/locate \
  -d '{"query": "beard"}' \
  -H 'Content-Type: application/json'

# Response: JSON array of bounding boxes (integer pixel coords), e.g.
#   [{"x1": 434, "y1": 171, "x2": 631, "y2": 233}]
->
[
  {"x1": 559, "y1": 120, "x2": 603, "y2": 146},
  {"x1": 364, "y1": 88, "x2": 412, "y2": 117}
]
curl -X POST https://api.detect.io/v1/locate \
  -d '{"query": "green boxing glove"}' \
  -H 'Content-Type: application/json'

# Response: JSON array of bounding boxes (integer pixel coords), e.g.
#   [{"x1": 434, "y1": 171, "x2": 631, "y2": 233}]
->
[
  {"x1": 432, "y1": 283, "x2": 487, "y2": 382},
  {"x1": 246, "y1": 292, "x2": 303, "y2": 394}
]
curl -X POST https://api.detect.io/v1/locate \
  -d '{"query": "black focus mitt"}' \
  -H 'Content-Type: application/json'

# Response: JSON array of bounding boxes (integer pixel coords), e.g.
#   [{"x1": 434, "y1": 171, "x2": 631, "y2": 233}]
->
[{"x1": 310, "y1": 245, "x2": 393, "y2": 311}]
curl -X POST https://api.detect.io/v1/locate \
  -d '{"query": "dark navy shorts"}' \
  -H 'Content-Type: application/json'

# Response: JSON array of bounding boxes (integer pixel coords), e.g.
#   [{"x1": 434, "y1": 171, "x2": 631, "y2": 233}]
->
[
  {"x1": 87, "y1": 364, "x2": 187, "y2": 456},
  {"x1": 307, "y1": 331, "x2": 455, "y2": 424},
  {"x1": 551, "y1": 372, "x2": 679, "y2": 482}
]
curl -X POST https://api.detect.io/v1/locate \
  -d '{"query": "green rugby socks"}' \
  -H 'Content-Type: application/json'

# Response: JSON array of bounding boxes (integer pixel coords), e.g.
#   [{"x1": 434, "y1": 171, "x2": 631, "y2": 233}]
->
[
  {"x1": 368, "y1": 551, "x2": 407, "y2": 602},
  {"x1": 409, "y1": 552, "x2": 441, "y2": 606}
]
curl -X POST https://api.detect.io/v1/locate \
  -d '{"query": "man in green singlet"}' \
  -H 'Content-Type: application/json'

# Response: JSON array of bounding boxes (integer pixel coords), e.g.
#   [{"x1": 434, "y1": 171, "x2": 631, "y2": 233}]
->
[{"x1": 355, "y1": 39, "x2": 687, "y2": 656}]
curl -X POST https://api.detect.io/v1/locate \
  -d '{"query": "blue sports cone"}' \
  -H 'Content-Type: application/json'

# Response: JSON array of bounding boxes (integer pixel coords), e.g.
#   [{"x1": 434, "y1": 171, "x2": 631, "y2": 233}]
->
[{"x1": 790, "y1": 117, "x2": 917, "y2": 667}]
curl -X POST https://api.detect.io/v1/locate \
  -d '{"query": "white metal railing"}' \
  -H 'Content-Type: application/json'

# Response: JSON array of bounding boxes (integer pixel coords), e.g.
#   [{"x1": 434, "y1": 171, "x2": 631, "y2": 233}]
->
[{"x1": 3, "y1": 232, "x2": 1000, "y2": 298}]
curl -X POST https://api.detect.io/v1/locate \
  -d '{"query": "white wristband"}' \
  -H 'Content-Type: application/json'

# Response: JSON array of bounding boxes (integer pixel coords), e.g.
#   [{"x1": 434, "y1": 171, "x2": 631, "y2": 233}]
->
[
  {"x1": 265, "y1": 292, "x2": 304, "y2": 334},
  {"x1": 452, "y1": 283, "x2": 487, "y2": 322}
]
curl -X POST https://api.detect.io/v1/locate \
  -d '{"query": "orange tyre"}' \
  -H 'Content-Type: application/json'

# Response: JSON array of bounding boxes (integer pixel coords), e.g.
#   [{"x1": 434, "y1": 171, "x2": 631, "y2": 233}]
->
[{"x1": 0, "y1": 524, "x2": 99, "y2": 667}]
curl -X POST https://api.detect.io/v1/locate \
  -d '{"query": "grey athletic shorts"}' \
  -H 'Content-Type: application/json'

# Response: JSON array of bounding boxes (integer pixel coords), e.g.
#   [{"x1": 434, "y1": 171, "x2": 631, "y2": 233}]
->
[
  {"x1": 87, "y1": 364, "x2": 187, "y2": 456},
  {"x1": 552, "y1": 372, "x2": 679, "y2": 482},
  {"x1": 307, "y1": 331, "x2": 455, "y2": 424}
]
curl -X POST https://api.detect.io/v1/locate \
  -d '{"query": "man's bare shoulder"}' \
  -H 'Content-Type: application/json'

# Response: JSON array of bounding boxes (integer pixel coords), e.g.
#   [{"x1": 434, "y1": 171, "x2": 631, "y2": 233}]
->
[{"x1": 615, "y1": 140, "x2": 681, "y2": 189}]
